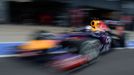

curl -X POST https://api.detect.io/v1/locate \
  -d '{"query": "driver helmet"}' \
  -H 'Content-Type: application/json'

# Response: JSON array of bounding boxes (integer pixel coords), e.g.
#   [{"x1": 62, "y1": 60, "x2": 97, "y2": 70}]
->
[{"x1": 90, "y1": 20, "x2": 109, "y2": 32}]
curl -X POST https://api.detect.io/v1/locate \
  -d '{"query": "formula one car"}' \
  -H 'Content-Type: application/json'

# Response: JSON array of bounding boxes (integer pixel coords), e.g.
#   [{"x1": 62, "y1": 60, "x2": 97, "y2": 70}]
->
[{"x1": 16, "y1": 20, "x2": 122, "y2": 71}]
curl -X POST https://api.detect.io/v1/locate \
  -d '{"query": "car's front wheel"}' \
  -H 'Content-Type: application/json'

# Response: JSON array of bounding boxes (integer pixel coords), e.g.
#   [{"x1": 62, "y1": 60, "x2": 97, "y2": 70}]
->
[{"x1": 79, "y1": 39, "x2": 102, "y2": 61}]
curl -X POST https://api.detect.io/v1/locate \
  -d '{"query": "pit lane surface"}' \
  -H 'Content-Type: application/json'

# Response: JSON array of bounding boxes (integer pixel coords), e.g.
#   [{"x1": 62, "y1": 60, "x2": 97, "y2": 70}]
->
[{"x1": 0, "y1": 49, "x2": 134, "y2": 75}]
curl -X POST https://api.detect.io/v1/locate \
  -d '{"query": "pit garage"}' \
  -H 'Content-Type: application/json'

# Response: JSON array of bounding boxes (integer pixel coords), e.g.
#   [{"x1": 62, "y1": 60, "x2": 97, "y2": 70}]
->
[{"x1": 8, "y1": 0, "x2": 67, "y2": 25}]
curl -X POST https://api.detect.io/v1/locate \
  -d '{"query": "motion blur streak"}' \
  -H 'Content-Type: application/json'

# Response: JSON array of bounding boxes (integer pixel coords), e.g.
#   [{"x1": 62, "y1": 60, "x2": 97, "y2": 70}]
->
[{"x1": 51, "y1": 55, "x2": 91, "y2": 71}]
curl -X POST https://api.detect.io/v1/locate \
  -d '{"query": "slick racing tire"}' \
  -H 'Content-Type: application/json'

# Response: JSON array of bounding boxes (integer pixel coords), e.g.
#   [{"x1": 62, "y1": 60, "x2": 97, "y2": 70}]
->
[{"x1": 79, "y1": 39, "x2": 102, "y2": 60}]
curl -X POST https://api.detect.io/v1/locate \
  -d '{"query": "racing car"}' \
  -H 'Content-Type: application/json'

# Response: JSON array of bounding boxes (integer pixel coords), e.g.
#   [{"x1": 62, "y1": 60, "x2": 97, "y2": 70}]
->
[{"x1": 16, "y1": 20, "x2": 122, "y2": 71}]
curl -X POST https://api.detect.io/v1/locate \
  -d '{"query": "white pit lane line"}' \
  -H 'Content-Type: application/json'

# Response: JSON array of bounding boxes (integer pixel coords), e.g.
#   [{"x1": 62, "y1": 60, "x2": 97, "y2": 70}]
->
[
  {"x1": 112, "y1": 47, "x2": 134, "y2": 50},
  {"x1": 0, "y1": 54, "x2": 22, "y2": 58},
  {"x1": 0, "y1": 41, "x2": 26, "y2": 44}
]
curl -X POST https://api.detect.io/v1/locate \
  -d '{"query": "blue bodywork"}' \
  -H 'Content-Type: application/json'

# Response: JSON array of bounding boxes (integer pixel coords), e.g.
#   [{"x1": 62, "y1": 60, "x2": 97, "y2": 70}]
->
[
  {"x1": 0, "y1": 42, "x2": 23, "y2": 55},
  {"x1": 0, "y1": 32, "x2": 107, "y2": 55},
  {"x1": 0, "y1": 42, "x2": 73, "y2": 55}
]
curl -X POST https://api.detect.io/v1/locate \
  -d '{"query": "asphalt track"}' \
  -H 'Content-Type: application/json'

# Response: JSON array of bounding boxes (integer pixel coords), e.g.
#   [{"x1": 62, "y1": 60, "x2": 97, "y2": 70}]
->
[{"x1": 0, "y1": 49, "x2": 134, "y2": 75}]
